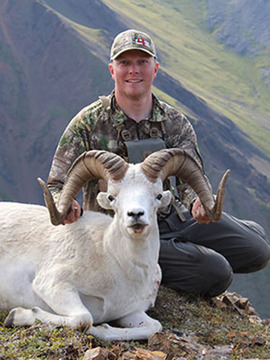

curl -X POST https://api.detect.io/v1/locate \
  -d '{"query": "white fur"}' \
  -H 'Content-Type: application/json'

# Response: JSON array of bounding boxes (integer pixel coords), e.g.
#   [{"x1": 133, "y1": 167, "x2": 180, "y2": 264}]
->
[{"x1": 0, "y1": 164, "x2": 171, "y2": 341}]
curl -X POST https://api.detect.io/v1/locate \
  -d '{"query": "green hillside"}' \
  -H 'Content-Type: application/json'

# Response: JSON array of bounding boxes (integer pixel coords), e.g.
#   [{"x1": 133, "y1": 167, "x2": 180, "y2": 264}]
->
[{"x1": 98, "y1": 0, "x2": 270, "y2": 158}]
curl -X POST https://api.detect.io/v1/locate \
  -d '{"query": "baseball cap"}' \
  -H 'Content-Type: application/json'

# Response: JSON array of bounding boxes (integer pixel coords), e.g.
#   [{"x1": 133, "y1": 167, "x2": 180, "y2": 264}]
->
[{"x1": 110, "y1": 29, "x2": 157, "y2": 61}]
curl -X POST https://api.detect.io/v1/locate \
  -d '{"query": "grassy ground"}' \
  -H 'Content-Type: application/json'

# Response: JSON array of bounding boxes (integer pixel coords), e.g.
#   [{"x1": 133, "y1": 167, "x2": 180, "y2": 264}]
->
[{"x1": 1, "y1": 286, "x2": 269, "y2": 359}]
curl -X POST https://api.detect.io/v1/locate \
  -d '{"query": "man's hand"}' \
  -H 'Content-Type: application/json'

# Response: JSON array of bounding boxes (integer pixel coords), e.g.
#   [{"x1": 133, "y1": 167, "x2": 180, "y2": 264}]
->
[
  {"x1": 62, "y1": 200, "x2": 81, "y2": 225},
  {"x1": 191, "y1": 197, "x2": 216, "y2": 224}
]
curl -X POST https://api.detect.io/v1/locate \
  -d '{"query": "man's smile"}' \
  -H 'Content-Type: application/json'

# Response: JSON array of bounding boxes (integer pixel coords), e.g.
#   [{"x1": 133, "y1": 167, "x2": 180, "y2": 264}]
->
[{"x1": 126, "y1": 79, "x2": 143, "y2": 83}]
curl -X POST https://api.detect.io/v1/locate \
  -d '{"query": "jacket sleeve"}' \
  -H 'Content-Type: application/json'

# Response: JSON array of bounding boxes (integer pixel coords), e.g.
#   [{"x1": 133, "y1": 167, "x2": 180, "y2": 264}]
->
[
  {"x1": 165, "y1": 112, "x2": 211, "y2": 211},
  {"x1": 47, "y1": 107, "x2": 93, "y2": 203}
]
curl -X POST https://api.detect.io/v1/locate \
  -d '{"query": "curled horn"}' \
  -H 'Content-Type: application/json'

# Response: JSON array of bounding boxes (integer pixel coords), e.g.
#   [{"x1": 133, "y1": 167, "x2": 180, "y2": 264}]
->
[
  {"x1": 38, "y1": 150, "x2": 129, "y2": 225},
  {"x1": 141, "y1": 148, "x2": 230, "y2": 220}
]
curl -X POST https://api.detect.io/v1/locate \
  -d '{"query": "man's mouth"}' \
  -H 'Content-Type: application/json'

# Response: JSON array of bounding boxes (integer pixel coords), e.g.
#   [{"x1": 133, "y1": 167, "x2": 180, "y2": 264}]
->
[{"x1": 126, "y1": 80, "x2": 142, "y2": 83}]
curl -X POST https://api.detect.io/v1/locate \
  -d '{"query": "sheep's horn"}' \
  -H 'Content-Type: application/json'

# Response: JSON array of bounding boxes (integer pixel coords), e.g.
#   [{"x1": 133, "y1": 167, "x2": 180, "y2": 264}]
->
[
  {"x1": 141, "y1": 148, "x2": 230, "y2": 220},
  {"x1": 38, "y1": 150, "x2": 129, "y2": 225}
]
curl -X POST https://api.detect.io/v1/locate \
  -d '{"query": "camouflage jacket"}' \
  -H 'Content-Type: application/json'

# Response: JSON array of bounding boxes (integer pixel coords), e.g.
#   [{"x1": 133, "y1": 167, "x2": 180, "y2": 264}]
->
[{"x1": 47, "y1": 91, "x2": 207, "y2": 214}]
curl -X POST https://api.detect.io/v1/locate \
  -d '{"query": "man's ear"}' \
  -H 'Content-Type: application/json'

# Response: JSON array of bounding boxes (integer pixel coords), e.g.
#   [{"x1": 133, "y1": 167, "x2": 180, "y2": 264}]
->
[
  {"x1": 154, "y1": 61, "x2": 159, "y2": 78},
  {"x1": 97, "y1": 192, "x2": 113, "y2": 210},
  {"x1": 108, "y1": 63, "x2": 115, "y2": 80}
]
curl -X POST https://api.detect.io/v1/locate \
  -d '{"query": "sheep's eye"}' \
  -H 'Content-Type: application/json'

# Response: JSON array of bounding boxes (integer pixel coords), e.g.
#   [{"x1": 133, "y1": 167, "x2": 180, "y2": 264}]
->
[
  {"x1": 156, "y1": 194, "x2": 162, "y2": 200},
  {"x1": 108, "y1": 195, "x2": 114, "y2": 202}
]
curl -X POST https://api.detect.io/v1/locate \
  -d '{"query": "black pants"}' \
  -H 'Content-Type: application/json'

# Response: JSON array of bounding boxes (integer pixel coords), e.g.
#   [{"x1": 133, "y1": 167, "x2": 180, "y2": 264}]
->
[{"x1": 158, "y1": 209, "x2": 270, "y2": 297}]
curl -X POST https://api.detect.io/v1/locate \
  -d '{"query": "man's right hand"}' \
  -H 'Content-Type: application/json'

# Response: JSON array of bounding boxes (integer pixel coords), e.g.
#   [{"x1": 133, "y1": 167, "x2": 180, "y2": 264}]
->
[{"x1": 62, "y1": 200, "x2": 81, "y2": 225}]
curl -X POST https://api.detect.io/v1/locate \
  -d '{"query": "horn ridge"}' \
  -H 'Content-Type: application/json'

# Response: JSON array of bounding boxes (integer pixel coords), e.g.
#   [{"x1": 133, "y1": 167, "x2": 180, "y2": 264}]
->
[
  {"x1": 39, "y1": 150, "x2": 128, "y2": 225},
  {"x1": 95, "y1": 151, "x2": 129, "y2": 181},
  {"x1": 141, "y1": 148, "x2": 229, "y2": 221}
]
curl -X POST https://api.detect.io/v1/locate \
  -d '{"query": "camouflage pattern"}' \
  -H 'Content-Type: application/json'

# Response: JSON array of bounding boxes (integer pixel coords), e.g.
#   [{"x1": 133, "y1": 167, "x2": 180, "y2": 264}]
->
[
  {"x1": 110, "y1": 29, "x2": 157, "y2": 60},
  {"x1": 47, "y1": 92, "x2": 208, "y2": 213}
]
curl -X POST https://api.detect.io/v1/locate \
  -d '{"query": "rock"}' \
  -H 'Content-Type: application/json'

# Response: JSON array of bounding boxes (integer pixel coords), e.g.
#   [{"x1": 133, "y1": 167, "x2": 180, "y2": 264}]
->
[
  {"x1": 83, "y1": 347, "x2": 117, "y2": 360},
  {"x1": 215, "y1": 292, "x2": 260, "y2": 317},
  {"x1": 122, "y1": 348, "x2": 167, "y2": 360}
]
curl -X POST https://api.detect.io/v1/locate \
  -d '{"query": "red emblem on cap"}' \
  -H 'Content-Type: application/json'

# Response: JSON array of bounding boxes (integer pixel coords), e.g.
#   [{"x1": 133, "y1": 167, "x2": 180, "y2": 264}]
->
[{"x1": 136, "y1": 37, "x2": 150, "y2": 48}]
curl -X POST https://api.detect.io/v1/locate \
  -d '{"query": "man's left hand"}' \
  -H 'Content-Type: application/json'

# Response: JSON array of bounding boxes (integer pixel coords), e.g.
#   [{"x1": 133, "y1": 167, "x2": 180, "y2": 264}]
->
[{"x1": 191, "y1": 197, "x2": 216, "y2": 224}]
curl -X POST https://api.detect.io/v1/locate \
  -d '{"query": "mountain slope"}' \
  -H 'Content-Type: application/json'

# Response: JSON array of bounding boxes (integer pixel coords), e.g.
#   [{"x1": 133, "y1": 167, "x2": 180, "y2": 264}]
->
[
  {"x1": 206, "y1": 0, "x2": 270, "y2": 61},
  {"x1": 0, "y1": 0, "x2": 269, "y2": 317},
  {"x1": 0, "y1": 0, "x2": 114, "y2": 202},
  {"x1": 102, "y1": 0, "x2": 270, "y2": 157}
]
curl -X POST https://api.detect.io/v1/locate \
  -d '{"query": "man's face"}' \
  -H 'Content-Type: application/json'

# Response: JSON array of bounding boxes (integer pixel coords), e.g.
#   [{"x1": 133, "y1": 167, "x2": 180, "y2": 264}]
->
[{"x1": 109, "y1": 50, "x2": 159, "y2": 100}]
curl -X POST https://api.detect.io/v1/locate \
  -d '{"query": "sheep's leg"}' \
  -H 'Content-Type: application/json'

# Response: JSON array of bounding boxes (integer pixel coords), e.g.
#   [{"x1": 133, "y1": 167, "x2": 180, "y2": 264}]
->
[
  {"x1": 4, "y1": 282, "x2": 93, "y2": 330},
  {"x1": 88, "y1": 311, "x2": 162, "y2": 341},
  {"x1": 4, "y1": 306, "x2": 91, "y2": 330},
  {"x1": 4, "y1": 305, "x2": 93, "y2": 330}
]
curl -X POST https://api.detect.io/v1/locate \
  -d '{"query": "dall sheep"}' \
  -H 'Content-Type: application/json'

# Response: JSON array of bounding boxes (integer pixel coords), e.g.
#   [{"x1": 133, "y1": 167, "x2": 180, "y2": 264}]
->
[{"x1": 0, "y1": 149, "x2": 229, "y2": 341}]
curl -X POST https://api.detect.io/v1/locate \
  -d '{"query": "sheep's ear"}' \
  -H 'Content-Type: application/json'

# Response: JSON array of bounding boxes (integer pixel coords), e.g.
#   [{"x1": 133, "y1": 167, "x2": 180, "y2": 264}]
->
[
  {"x1": 160, "y1": 190, "x2": 172, "y2": 208},
  {"x1": 97, "y1": 192, "x2": 113, "y2": 210}
]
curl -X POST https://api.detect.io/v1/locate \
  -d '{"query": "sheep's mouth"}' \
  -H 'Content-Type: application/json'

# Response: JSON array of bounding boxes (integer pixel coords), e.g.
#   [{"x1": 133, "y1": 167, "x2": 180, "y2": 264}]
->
[{"x1": 128, "y1": 223, "x2": 148, "y2": 234}]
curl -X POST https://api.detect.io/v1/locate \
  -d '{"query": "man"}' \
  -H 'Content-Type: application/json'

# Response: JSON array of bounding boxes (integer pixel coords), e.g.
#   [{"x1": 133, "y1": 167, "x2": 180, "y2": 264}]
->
[{"x1": 47, "y1": 29, "x2": 270, "y2": 297}]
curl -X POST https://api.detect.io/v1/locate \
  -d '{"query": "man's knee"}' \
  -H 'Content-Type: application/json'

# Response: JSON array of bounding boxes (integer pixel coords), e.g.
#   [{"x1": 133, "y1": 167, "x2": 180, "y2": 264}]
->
[
  {"x1": 230, "y1": 218, "x2": 270, "y2": 272},
  {"x1": 235, "y1": 238, "x2": 270, "y2": 273},
  {"x1": 201, "y1": 250, "x2": 233, "y2": 297},
  {"x1": 159, "y1": 239, "x2": 233, "y2": 297},
  {"x1": 204, "y1": 214, "x2": 270, "y2": 273}
]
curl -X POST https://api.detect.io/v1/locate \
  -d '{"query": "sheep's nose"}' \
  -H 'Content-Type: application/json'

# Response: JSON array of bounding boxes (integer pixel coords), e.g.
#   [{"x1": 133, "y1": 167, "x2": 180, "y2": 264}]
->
[{"x1": 127, "y1": 210, "x2": 145, "y2": 221}]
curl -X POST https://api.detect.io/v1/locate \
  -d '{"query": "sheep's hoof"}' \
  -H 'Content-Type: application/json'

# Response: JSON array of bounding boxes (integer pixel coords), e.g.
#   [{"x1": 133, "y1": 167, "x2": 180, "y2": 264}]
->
[{"x1": 4, "y1": 309, "x2": 16, "y2": 327}]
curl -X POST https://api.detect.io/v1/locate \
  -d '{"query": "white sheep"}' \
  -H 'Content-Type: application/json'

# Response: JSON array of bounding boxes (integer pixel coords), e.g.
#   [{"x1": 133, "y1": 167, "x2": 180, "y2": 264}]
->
[{"x1": 0, "y1": 149, "x2": 229, "y2": 341}]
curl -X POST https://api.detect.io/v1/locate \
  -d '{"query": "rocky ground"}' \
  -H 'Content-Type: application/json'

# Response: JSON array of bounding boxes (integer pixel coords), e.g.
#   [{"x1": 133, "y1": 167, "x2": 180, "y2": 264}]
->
[{"x1": 1, "y1": 286, "x2": 269, "y2": 359}]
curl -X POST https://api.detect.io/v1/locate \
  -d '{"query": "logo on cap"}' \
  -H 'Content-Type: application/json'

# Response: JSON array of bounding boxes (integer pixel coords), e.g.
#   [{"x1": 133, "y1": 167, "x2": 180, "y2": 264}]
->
[{"x1": 135, "y1": 37, "x2": 150, "y2": 48}]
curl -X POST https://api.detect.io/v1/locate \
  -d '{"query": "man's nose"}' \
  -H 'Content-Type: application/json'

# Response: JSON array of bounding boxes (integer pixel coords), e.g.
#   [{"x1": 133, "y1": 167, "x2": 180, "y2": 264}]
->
[{"x1": 129, "y1": 64, "x2": 139, "y2": 73}]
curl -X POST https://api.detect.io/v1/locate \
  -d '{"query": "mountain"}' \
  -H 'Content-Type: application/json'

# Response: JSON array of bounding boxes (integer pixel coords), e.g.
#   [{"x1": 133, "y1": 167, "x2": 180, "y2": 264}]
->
[
  {"x1": 206, "y1": 0, "x2": 270, "y2": 69},
  {"x1": 0, "y1": 0, "x2": 114, "y2": 202},
  {"x1": 0, "y1": 0, "x2": 269, "y2": 317}
]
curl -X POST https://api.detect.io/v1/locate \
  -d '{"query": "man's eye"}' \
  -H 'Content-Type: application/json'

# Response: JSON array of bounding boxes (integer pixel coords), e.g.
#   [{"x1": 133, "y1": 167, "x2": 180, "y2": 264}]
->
[
  {"x1": 108, "y1": 195, "x2": 114, "y2": 201},
  {"x1": 156, "y1": 194, "x2": 162, "y2": 200}
]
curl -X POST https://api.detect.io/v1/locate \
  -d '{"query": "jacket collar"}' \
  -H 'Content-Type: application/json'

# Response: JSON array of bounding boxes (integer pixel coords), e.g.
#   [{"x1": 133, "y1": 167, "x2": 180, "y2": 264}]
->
[{"x1": 109, "y1": 91, "x2": 166, "y2": 128}]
